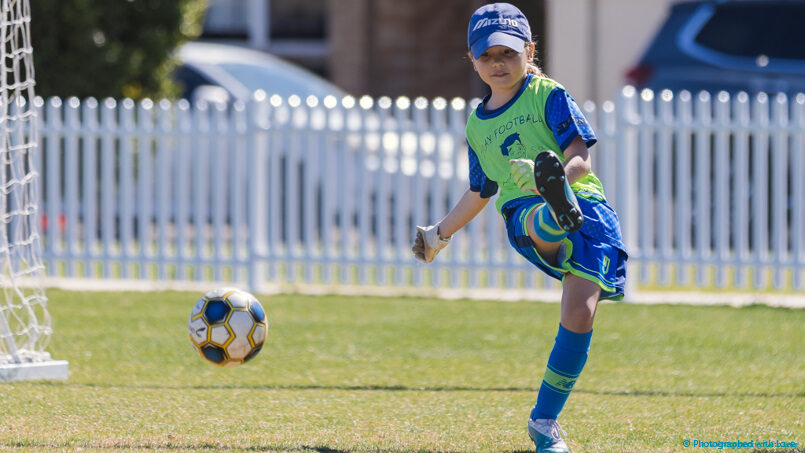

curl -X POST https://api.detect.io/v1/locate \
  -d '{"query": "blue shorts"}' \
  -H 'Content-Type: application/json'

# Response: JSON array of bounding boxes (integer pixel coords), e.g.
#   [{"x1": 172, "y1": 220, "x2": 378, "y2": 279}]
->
[{"x1": 501, "y1": 195, "x2": 628, "y2": 300}]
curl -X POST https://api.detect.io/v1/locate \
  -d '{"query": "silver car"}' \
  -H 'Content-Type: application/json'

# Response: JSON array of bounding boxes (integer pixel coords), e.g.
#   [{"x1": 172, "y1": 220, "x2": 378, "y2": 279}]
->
[{"x1": 174, "y1": 41, "x2": 345, "y2": 103}]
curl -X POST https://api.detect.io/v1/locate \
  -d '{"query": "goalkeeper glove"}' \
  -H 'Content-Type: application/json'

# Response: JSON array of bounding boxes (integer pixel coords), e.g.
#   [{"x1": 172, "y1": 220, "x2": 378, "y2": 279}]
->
[
  {"x1": 509, "y1": 158, "x2": 539, "y2": 194},
  {"x1": 412, "y1": 223, "x2": 451, "y2": 263}
]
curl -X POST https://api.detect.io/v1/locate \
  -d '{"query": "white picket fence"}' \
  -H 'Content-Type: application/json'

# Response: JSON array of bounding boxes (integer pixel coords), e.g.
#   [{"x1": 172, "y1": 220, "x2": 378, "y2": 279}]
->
[{"x1": 35, "y1": 87, "x2": 805, "y2": 303}]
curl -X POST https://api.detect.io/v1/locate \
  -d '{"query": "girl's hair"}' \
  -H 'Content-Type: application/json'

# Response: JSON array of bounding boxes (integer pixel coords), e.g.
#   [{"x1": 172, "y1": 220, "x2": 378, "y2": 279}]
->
[{"x1": 525, "y1": 41, "x2": 547, "y2": 77}]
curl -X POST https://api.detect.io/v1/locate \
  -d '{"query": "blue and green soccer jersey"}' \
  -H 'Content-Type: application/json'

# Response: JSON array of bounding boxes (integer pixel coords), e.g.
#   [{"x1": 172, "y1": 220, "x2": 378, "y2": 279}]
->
[
  {"x1": 465, "y1": 73, "x2": 604, "y2": 213},
  {"x1": 466, "y1": 74, "x2": 627, "y2": 300}
]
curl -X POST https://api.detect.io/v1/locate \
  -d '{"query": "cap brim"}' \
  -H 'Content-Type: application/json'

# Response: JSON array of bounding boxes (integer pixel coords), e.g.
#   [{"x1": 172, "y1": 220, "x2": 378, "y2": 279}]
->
[{"x1": 470, "y1": 32, "x2": 526, "y2": 59}]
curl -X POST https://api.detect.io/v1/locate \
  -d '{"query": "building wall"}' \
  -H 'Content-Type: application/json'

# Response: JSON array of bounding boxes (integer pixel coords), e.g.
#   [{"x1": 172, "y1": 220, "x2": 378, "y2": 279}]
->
[
  {"x1": 328, "y1": 0, "x2": 486, "y2": 99},
  {"x1": 545, "y1": 0, "x2": 676, "y2": 104},
  {"x1": 204, "y1": 0, "x2": 674, "y2": 102},
  {"x1": 327, "y1": 0, "x2": 370, "y2": 95},
  {"x1": 328, "y1": 0, "x2": 670, "y2": 101}
]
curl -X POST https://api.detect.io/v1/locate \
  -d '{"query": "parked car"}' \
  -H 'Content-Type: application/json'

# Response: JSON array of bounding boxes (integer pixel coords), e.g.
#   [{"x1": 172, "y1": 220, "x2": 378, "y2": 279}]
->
[
  {"x1": 625, "y1": 0, "x2": 805, "y2": 95},
  {"x1": 173, "y1": 41, "x2": 345, "y2": 104}
]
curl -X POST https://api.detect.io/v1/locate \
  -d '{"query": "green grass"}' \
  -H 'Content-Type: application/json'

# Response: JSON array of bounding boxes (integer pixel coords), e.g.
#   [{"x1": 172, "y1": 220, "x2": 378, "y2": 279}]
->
[{"x1": 1, "y1": 290, "x2": 803, "y2": 452}]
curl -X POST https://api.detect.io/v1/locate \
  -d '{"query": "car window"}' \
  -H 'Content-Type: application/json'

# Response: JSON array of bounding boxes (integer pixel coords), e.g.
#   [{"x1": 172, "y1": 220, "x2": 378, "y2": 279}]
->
[
  {"x1": 174, "y1": 65, "x2": 217, "y2": 99},
  {"x1": 218, "y1": 62, "x2": 338, "y2": 98},
  {"x1": 694, "y1": 3, "x2": 805, "y2": 60}
]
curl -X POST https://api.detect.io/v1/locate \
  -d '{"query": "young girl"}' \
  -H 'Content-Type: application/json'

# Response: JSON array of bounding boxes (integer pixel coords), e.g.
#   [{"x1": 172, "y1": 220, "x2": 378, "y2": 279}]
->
[{"x1": 412, "y1": 3, "x2": 627, "y2": 453}]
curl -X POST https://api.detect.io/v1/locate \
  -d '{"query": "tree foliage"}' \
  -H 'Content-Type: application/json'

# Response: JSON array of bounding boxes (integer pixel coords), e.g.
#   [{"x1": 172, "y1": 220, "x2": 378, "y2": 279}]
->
[{"x1": 30, "y1": 0, "x2": 208, "y2": 99}]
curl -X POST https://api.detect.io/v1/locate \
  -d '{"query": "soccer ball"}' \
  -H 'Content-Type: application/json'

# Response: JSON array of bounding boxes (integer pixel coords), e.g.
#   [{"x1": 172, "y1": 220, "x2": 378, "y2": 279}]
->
[{"x1": 188, "y1": 287, "x2": 268, "y2": 367}]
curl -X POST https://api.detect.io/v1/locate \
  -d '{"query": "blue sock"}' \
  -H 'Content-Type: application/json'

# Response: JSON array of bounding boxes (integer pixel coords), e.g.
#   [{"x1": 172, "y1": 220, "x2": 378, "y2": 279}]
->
[
  {"x1": 530, "y1": 324, "x2": 593, "y2": 420},
  {"x1": 533, "y1": 204, "x2": 568, "y2": 242}
]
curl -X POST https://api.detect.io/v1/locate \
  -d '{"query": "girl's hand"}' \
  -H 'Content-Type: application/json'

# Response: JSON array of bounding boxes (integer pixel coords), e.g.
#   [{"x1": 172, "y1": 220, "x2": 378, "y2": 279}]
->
[
  {"x1": 509, "y1": 158, "x2": 540, "y2": 194},
  {"x1": 412, "y1": 223, "x2": 451, "y2": 263}
]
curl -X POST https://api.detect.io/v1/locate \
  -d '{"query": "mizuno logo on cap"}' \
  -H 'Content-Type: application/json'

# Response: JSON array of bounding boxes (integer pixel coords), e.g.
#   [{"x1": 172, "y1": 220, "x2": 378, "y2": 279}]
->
[{"x1": 473, "y1": 16, "x2": 518, "y2": 31}]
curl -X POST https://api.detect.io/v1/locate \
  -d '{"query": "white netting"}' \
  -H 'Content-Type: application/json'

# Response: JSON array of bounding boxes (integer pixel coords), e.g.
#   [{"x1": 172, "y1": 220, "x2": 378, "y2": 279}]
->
[{"x1": 0, "y1": 0, "x2": 51, "y2": 365}]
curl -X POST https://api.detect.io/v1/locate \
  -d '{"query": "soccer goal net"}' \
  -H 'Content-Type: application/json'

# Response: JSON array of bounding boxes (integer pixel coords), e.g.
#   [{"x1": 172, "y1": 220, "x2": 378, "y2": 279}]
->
[{"x1": 0, "y1": 0, "x2": 67, "y2": 381}]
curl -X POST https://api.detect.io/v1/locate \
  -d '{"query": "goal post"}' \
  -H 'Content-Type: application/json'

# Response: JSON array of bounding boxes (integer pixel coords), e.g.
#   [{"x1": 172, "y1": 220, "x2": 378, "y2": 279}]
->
[{"x1": 0, "y1": 0, "x2": 67, "y2": 381}]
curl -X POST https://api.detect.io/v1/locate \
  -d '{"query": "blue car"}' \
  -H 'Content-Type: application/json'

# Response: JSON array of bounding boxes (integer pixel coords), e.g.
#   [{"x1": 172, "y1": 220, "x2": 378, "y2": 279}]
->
[{"x1": 625, "y1": 0, "x2": 805, "y2": 95}]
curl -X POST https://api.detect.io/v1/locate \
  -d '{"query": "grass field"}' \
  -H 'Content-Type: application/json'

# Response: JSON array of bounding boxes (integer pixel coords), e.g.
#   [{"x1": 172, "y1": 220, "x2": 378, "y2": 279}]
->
[{"x1": 1, "y1": 290, "x2": 803, "y2": 452}]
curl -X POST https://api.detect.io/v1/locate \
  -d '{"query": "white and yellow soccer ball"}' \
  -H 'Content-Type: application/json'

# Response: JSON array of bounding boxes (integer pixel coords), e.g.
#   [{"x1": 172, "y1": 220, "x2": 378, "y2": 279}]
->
[{"x1": 188, "y1": 287, "x2": 268, "y2": 367}]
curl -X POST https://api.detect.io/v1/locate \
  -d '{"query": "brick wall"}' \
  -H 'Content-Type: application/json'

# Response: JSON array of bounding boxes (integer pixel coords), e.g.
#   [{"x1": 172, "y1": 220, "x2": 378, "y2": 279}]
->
[{"x1": 329, "y1": 0, "x2": 485, "y2": 99}]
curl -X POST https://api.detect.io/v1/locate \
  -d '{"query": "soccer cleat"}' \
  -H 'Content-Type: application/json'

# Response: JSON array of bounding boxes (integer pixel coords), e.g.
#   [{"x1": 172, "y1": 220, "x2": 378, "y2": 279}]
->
[
  {"x1": 533, "y1": 150, "x2": 583, "y2": 233},
  {"x1": 528, "y1": 418, "x2": 569, "y2": 453}
]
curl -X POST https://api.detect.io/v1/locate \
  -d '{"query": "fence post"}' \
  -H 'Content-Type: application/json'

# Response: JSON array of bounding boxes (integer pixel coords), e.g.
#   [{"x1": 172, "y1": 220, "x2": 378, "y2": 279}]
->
[
  {"x1": 136, "y1": 99, "x2": 155, "y2": 279},
  {"x1": 230, "y1": 100, "x2": 248, "y2": 285},
  {"x1": 657, "y1": 90, "x2": 674, "y2": 286},
  {"x1": 191, "y1": 101, "x2": 211, "y2": 282},
  {"x1": 752, "y1": 93, "x2": 770, "y2": 289},
  {"x1": 156, "y1": 99, "x2": 173, "y2": 282},
  {"x1": 321, "y1": 94, "x2": 340, "y2": 285},
  {"x1": 616, "y1": 87, "x2": 639, "y2": 300},
  {"x1": 714, "y1": 91, "x2": 731, "y2": 288},
  {"x1": 694, "y1": 91, "x2": 712, "y2": 287},
  {"x1": 793, "y1": 94, "x2": 805, "y2": 291},
  {"x1": 733, "y1": 92, "x2": 751, "y2": 289},
  {"x1": 674, "y1": 91, "x2": 693, "y2": 287},
  {"x1": 410, "y1": 97, "x2": 428, "y2": 288},
  {"x1": 44, "y1": 97, "x2": 63, "y2": 275},
  {"x1": 393, "y1": 96, "x2": 413, "y2": 287},
  {"x1": 771, "y1": 93, "x2": 789, "y2": 290},
  {"x1": 63, "y1": 98, "x2": 80, "y2": 277},
  {"x1": 266, "y1": 95, "x2": 283, "y2": 285},
  {"x1": 247, "y1": 95, "x2": 269, "y2": 293},
  {"x1": 210, "y1": 102, "x2": 228, "y2": 282},
  {"x1": 637, "y1": 89, "x2": 655, "y2": 286},
  {"x1": 81, "y1": 98, "x2": 99, "y2": 277},
  {"x1": 99, "y1": 98, "x2": 117, "y2": 279},
  {"x1": 175, "y1": 100, "x2": 192, "y2": 282}
]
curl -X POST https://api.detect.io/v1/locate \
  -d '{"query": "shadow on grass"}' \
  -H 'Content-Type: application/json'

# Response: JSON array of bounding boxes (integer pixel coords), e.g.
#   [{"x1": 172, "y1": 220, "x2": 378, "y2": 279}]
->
[
  {"x1": 577, "y1": 388, "x2": 805, "y2": 399},
  {"x1": 750, "y1": 449, "x2": 805, "y2": 453},
  {"x1": 2, "y1": 441, "x2": 534, "y2": 453},
  {"x1": 29, "y1": 381, "x2": 804, "y2": 399}
]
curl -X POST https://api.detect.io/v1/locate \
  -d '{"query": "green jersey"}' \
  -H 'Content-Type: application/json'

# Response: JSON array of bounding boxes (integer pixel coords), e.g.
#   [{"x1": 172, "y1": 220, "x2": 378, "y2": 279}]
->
[{"x1": 466, "y1": 74, "x2": 605, "y2": 213}]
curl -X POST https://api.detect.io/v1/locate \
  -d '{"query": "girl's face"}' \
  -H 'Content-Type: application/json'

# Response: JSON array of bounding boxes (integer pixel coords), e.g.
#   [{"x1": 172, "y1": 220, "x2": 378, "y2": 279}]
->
[{"x1": 471, "y1": 44, "x2": 533, "y2": 93}]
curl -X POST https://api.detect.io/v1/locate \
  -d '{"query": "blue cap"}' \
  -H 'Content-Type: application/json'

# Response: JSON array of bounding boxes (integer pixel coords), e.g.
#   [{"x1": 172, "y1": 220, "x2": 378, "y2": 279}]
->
[{"x1": 467, "y1": 3, "x2": 531, "y2": 59}]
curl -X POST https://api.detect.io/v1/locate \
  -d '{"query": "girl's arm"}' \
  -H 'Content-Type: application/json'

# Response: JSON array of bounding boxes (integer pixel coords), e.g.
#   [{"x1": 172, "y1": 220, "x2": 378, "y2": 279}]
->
[
  {"x1": 562, "y1": 136, "x2": 592, "y2": 185},
  {"x1": 412, "y1": 188, "x2": 490, "y2": 263},
  {"x1": 437, "y1": 188, "x2": 490, "y2": 238}
]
